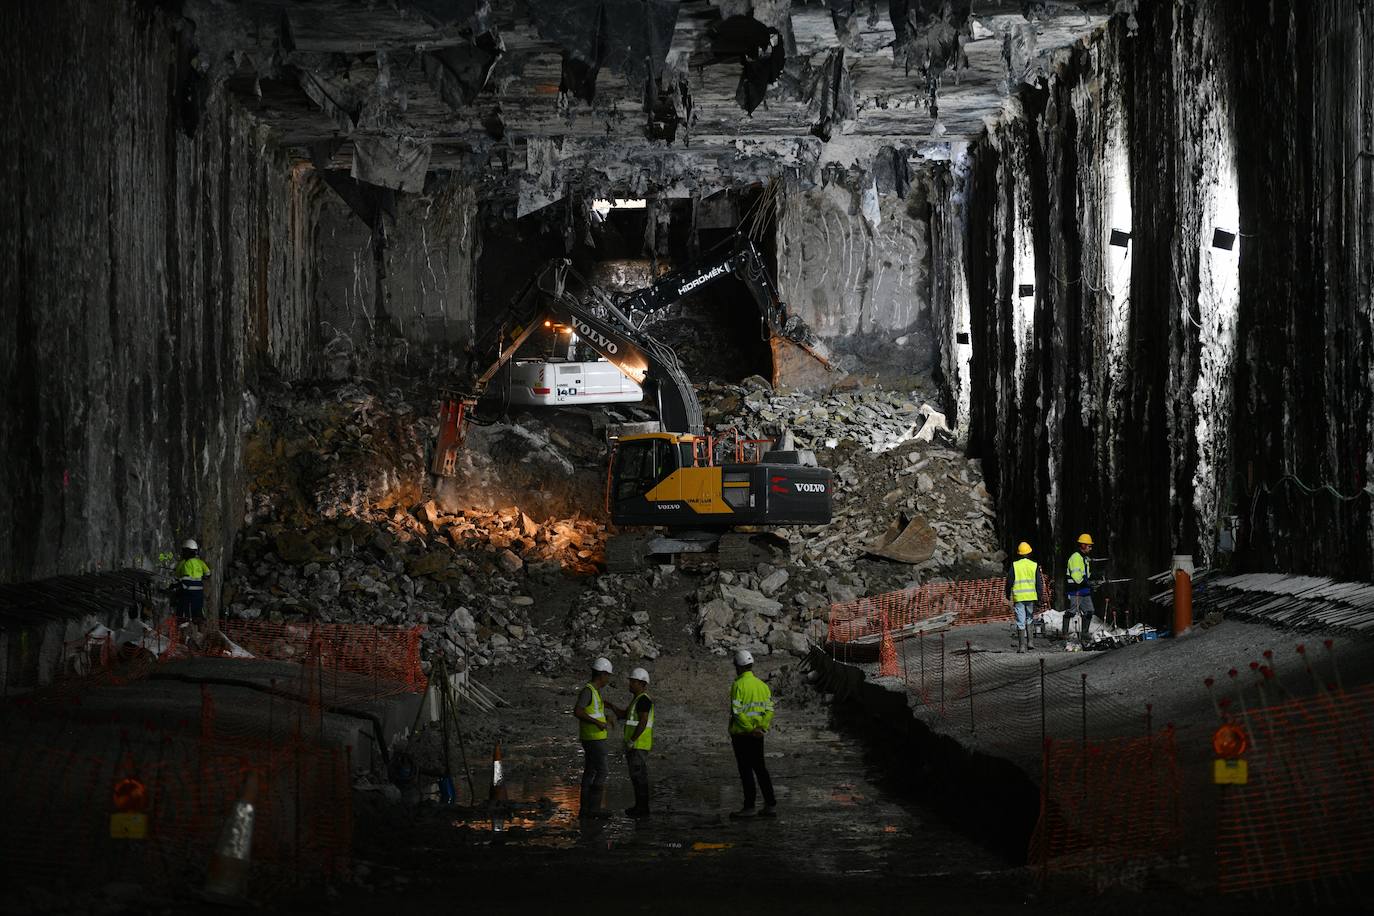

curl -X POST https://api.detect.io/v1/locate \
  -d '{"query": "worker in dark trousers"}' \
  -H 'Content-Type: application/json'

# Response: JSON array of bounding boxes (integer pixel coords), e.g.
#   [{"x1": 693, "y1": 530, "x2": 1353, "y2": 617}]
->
[
  {"x1": 610, "y1": 667, "x2": 654, "y2": 819},
  {"x1": 728, "y1": 649, "x2": 776, "y2": 819},
  {"x1": 573, "y1": 657, "x2": 614, "y2": 818},
  {"x1": 175, "y1": 539, "x2": 211, "y2": 635}
]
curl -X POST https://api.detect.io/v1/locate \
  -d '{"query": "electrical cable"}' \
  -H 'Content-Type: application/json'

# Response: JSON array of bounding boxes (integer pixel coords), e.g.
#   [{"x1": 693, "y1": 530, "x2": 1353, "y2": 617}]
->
[{"x1": 1248, "y1": 473, "x2": 1373, "y2": 538}]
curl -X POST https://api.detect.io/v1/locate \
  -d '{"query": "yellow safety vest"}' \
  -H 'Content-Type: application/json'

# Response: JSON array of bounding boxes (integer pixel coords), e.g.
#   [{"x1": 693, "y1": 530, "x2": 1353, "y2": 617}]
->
[
  {"x1": 579, "y1": 682, "x2": 607, "y2": 741},
  {"x1": 175, "y1": 557, "x2": 211, "y2": 590},
  {"x1": 623, "y1": 691, "x2": 654, "y2": 751},
  {"x1": 1067, "y1": 552, "x2": 1091, "y2": 590},
  {"x1": 1012, "y1": 557, "x2": 1039, "y2": 603},
  {"x1": 729, "y1": 672, "x2": 774, "y2": 735}
]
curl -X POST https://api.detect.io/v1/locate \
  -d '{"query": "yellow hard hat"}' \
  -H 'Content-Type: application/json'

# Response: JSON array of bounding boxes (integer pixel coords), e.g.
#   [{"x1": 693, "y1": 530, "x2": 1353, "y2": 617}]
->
[
  {"x1": 1016, "y1": 541, "x2": 1032, "y2": 556},
  {"x1": 1077, "y1": 533, "x2": 1093, "y2": 546}
]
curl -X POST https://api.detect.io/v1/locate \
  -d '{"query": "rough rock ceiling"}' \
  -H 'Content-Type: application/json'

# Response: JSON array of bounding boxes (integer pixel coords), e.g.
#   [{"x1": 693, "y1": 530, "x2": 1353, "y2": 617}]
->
[{"x1": 192, "y1": 0, "x2": 1113, "y2": 204}]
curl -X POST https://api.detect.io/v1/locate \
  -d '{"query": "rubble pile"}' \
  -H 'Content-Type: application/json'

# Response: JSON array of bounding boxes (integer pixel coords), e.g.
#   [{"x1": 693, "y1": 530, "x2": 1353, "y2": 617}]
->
[
  {"x1": 702, "y1": 376, "x2": 954, "y2": 455},
  {"x1": 679, "y1": 383, "x2": 1006, "y2": 658}
]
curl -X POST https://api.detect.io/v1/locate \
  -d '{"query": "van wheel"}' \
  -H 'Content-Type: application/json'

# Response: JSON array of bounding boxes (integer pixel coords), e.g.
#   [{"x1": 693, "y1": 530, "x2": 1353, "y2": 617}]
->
[{"x1": 606, "y1": 533, "x2": 649, "y2": 573}]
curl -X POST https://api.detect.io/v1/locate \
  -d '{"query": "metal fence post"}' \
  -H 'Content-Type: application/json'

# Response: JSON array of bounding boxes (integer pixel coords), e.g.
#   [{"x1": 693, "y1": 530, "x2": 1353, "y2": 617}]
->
[
  {"x1": 1039, "y1": 657, "x2": 1046, "y2": 747},
  {"x1": 966, "y1": 640, "x2": 975, "y2": 733},
  {"x1": 939, "y1": 632, "x2": 946, "y2": 715}
]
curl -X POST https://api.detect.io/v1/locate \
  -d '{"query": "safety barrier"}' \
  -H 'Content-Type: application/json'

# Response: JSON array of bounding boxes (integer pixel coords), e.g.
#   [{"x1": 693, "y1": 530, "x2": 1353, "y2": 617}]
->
[
  {"x1": 0, "y1": 703, "x2": 351, "y2": 892},
  {"x1": 1029, "y1": 727, "x2": 1182, "y2": 886},
  {"x1": 215, "y1": 619, "x2": 427, "y2": 697},
  {"x1": 826, "y1": 573, "x2": 1053, "y2": 654},
  {"x1": 1214, "y1": 681, "x2": 1374, "y2": 895}
]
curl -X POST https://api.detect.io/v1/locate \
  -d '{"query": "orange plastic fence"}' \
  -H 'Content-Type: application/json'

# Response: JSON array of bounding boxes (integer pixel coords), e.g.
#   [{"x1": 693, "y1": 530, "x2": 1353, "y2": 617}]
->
[
  {"x1": 827, "y1": 573, "x2": 1053, "y2": 649},
  {"x1": 0, "y1": 706, "x2": 352, "y2": 891},
  {"x1": 1029, "y1": 727, "x2": 1182, "y2": 885},
  {"x1": 214, "y1": 619, "x2": 427, "y2": 696},
  {"x1": 1215, "y1": 682, "x2": 1374, "y2": 894}
]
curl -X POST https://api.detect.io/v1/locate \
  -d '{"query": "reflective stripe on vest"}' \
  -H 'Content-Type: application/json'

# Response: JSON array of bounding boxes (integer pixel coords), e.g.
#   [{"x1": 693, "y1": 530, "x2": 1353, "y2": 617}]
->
[
  {"x1": 579, "y1": 682, "x2": 607, "y2": 741},
  {"x1": 623, "y1": 691, "x2": 654, "y2": 751},
  {"x1": 729, "y1": 672, "x2": 774, "y2": 735},
  {"x1": 1012, "y1": 558, "x2": 1039, "y2": 603},
  {"x1": 1067, "y1": 552, "x2": 1090, "y2": 585}
]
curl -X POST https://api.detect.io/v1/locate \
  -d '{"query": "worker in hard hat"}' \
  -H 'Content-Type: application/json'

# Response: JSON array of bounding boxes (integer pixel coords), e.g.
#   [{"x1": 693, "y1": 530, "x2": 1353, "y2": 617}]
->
[
  {"x1": 174, "y1": 539, "x2": 211, "y2": 634},
  {"x1": 1006, "y1": 542, "x2": 1044, "y2": 653},
  {"x1": 728, "y1": 649, "x2": 776, "y2": 818},
  {"x1": 573, "y1": 657, "x2": 615, "y2": 819},
  {"x1": 1067, "y1": 533, "x2": 1096, "y2": 646},
  {"x1": 609, "y1": 667, "x2": 655, "y2": 819}
]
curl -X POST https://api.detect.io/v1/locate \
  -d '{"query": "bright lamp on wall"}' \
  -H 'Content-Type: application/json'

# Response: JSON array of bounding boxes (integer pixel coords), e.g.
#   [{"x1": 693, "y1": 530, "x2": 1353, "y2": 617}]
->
[
  {"x1": 1109, "y1": 228, "x2": 1132, "y2": 248},
  {"x1": 1211, "y1": 228, "x2": 1237, "y2": 250},
  {"x1": 1017, "y1": 284, "x2": 1034, "y2": 298}
]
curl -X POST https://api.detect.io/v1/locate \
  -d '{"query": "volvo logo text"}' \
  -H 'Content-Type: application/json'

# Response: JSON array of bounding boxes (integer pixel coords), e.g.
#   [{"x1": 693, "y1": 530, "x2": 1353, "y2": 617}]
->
[
  {"x1": 794, "y1": 482, "x2": 827, "y2": 493},
  {"x1": 573, "y1": 319, "x2": 619, "y2": 355}
]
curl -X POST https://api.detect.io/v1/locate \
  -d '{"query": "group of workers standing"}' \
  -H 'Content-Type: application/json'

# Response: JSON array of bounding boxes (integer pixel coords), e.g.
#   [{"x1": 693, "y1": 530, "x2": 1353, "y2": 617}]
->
[
  {"x1": 1006, "y1": 532, "x2": 1098, "y2": 653},
  {"x1": 573, "y1": 649, "x2": 776, "y2": 821}
]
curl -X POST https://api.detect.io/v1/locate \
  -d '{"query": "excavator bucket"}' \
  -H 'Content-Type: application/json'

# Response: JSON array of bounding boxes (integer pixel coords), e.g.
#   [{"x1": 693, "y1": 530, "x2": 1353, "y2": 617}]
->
[
  {"x1": 431, "y1": 398, "x2": 468, "y2": 477},
  {"x1": 769, "y1": 334, "x2": 836, "y2": 390},
  {"x1": 865, "y1": 513, "x2": 937, "y2": 564}
]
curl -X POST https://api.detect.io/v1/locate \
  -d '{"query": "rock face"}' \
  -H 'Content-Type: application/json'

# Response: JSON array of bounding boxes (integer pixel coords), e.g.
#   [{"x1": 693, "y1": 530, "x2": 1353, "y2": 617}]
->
[
  {"x1": 0, "y1": 0, "x2": 318, "y2": 596},
  {"x1": 777, "y1": 181, "x2": 936, "y2": 380},
  {"x1": 952, "y1": 0, "x2": 1374, "y2": 586}
]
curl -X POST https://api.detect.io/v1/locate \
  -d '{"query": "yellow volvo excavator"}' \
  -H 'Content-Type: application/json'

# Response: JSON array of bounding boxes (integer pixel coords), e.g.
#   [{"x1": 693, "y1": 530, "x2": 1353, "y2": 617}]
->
[{"x1": 431, "y1": 250, "x2": 833, "y2": 570}]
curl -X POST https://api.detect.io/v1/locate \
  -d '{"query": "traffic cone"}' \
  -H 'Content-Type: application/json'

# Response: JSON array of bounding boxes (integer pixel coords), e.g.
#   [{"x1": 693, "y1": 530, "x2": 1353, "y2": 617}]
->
[
  {"x1": 488, "y1": 743, "x2": 507, "y2": 832},
  {"x1": 202, "y1": 770, "x2": 258, "y2": 903},
  {"x1": 879, "y1": 629, "x2": 899, "y2": 678}
]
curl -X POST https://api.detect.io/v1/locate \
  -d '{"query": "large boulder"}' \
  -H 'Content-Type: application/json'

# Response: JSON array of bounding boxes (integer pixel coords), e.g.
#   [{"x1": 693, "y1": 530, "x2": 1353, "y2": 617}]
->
[{"x1": 722, "y1": 584, "x2": 783, "y2": 617}]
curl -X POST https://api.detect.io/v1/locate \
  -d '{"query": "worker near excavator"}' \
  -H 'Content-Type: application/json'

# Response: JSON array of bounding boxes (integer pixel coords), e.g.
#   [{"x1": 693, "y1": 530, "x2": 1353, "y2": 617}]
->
[
  {"x1": 609, "y1": 667, "x2": 655, "y2": 819},
  {"x1": 1006, "y1": 542, "x2": 1043, "y2": 653},
  {"x1": 1067, "y1": 533, "x2": 1096, "y2": 645},
  {"x1": 174, "y1": 539, "x2": 211, "y2": 631},
  {"x1": 573, "y1": 657, "x2": 615, "y2": 819},
  {"x1": 728, "y1": 649, "x2": 776, "y2": 819}
]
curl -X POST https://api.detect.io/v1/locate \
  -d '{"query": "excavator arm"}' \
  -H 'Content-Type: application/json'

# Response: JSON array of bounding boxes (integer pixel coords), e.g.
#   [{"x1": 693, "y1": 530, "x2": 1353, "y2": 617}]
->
[{"x1": 432, "y1": 260, "x2": 703, "y2": 476}]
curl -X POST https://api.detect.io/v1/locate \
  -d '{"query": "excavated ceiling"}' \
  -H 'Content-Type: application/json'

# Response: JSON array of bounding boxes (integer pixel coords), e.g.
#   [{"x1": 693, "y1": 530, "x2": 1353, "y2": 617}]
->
[{"x1": 191, "y1": 0, "x2": 1113, "y2": 206}]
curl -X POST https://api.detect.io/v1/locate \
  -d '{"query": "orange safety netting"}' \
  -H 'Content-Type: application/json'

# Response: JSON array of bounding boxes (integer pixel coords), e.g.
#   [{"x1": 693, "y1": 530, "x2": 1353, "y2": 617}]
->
[
  {"x1": 212, "y1": 619, "x2": 427, "y2": 696},
  {"x1": 1215, "y1": 683, "x2": 1374, "y2": 894},
  {"x1": 827, "y1": 573, "x2": 1053, "y2": 649},
  {"x1": 0, "y1": 706, "x2": 352, "y2": 891},
  {"x1": 1029, "y1": 727, "x2": 1183, "y2": 885}
]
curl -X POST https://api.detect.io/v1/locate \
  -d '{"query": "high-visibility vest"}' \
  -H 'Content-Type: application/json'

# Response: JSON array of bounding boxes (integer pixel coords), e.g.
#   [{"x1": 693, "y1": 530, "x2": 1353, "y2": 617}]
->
[
  {"x1": 579, "y1": 682, "x2": 607, "y2": 741},
  {"x1": 623, "y1": 691, "x2": 654, "y2": 751},
  {"x1": 1067, "y1": 552, "x2": 1091, "y2": 592},
  {"x1": 1011, "y1": 558, "x2": 1039, "y2": 603},
  {"x1": 175, "y1": 557, "x2": 211, "y2": 591},
  {"x1": 729, "y1": 672, "x2": 774, "y2": 735}
]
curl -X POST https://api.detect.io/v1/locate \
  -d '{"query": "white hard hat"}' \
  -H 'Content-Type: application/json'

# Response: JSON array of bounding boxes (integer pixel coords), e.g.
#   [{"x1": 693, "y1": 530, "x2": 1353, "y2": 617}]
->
[
  {"x1": 629, "y1": 667, "x2": 650, "y2": 684},
  {"x1": 734, "y1": 649, "x2": 754, "y2": 667},
  {"x1": 183, "y1": 539, "x2": 199, "y2": 551},
  {"x1": 592, "y1": 657, "x2": 613, "y2": 674}
]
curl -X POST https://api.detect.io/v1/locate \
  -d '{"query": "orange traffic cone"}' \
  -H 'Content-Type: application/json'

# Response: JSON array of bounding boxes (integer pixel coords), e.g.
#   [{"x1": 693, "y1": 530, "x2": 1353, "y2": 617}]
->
[
  {"x1": 202, "y1": 770, "x2": 259, "y2": 903},
  {"x1": 879, "y1": 629, "x2": 899, "y2": 678},
  {"x1": 489, "y1": 743, "x2": 507, "y2": 832}
]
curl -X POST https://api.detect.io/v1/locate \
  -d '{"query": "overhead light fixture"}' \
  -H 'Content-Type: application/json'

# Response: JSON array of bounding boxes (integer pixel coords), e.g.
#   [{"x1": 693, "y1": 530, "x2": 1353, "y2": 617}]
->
[
  {"x1": 1109, "y1": 229, "x2": 1131, "y2": 248},
  {"x1": 956, "y1": 331, "x2": 970, "y2": 345},
  {"x1": 1017, "y1": 284, "x2": 1034, "y2": 298},
  {"x1": 1212, "y1": 228, "x2": 1237, "y2": 250}
]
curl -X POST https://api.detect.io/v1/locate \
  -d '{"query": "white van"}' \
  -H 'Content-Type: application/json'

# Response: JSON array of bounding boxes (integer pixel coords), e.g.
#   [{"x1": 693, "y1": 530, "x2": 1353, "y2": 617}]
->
[{"x1": 506, "y1": 359, "x2": 644, "y2": 406}]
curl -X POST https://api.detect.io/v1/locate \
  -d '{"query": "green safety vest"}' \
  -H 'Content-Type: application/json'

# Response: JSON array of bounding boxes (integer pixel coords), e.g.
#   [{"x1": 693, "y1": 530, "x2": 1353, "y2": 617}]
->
[
  {"x1": 729, "y1": 671, "x2": 774, "y2": 735},
  {"x1": 623, "y1": 691, "x2": 654, "y2": 751},
  {"x1": 579, "y1": 682, "x2": 607, "y2": 741},
  {"x1": 1067, "y1": 552, "x2": 1091, "y2": 585},
  {"x1": 175, "y1": 557, "x2": 211, "y2": 589},
  {"x1": 1011, "y1": 557, "x2": 1039, "y2": 603}
]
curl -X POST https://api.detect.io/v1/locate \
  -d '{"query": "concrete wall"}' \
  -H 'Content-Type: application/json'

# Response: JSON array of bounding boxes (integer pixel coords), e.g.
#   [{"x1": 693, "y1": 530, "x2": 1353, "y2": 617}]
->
[
  {"x1": 0, "y1": 1, "x2": 321, "y2": 593},
  {"x1": 314, "y1": 178, "x2": 479, "y2": 376},
  {"x1": 776, "y1": 181, "x2": 936, "y2": 380},
  {"x1": 956, "y1": 0, "x2": 1374, "y2": 589}
]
